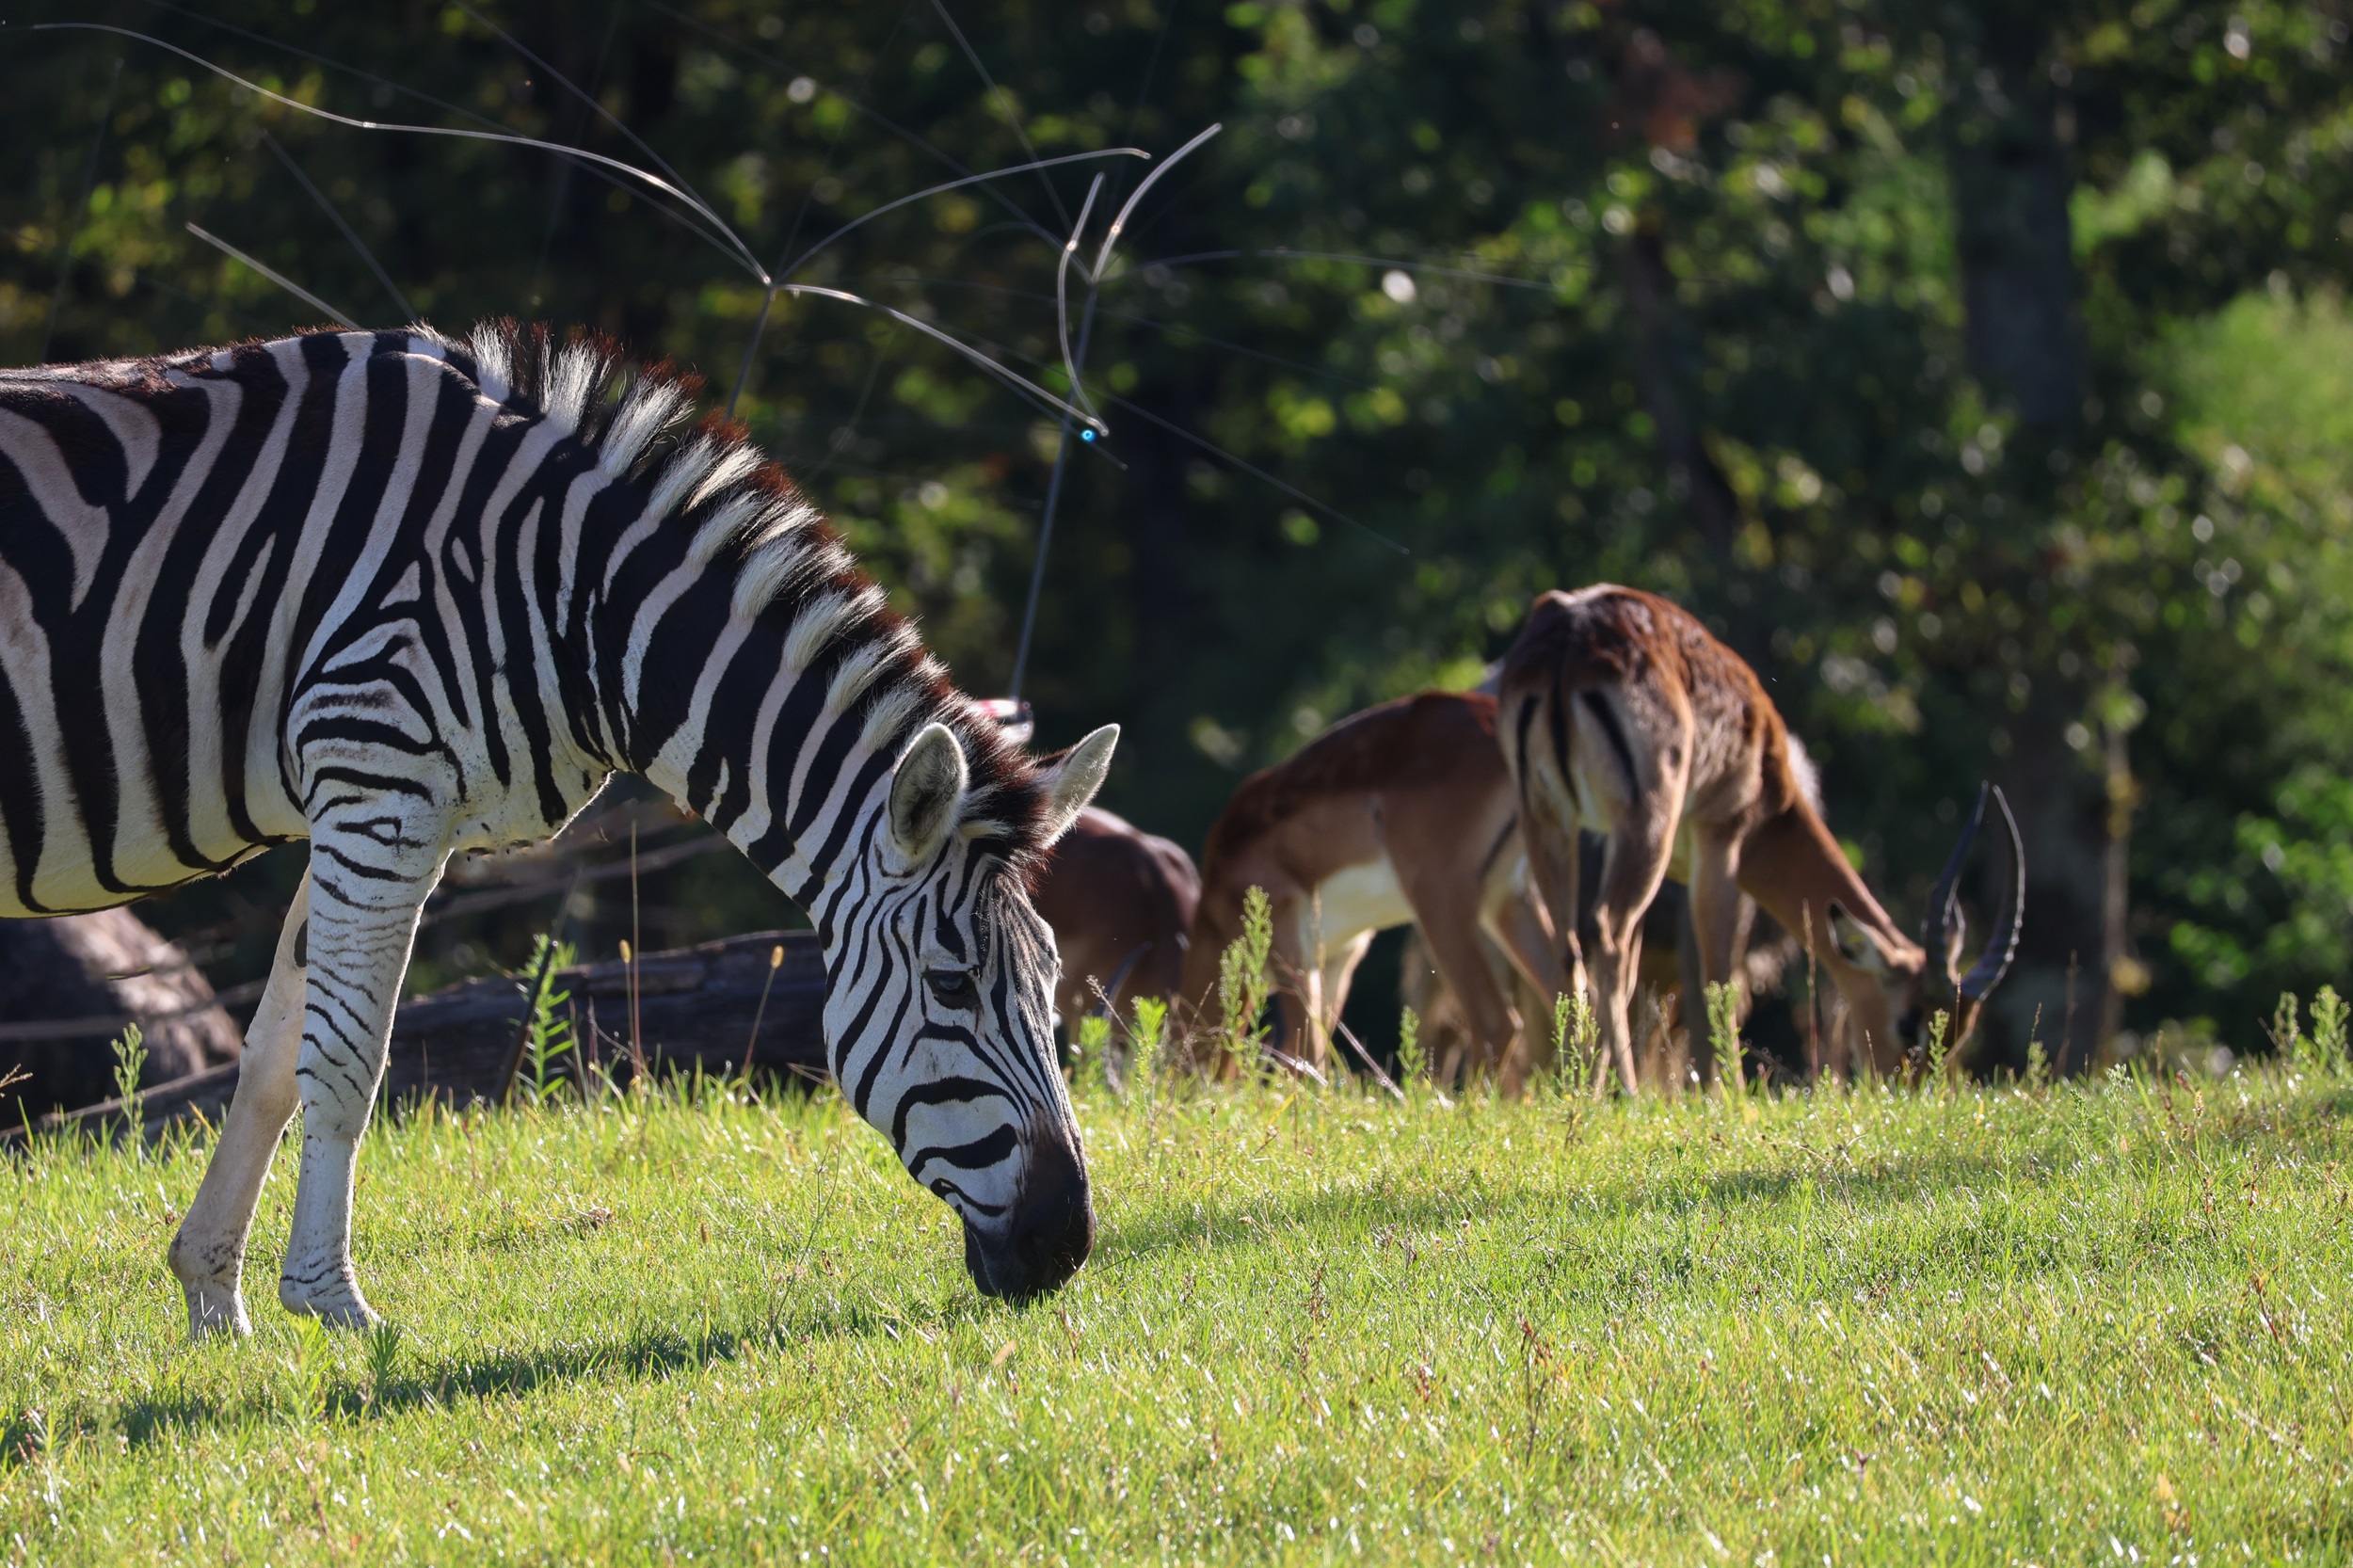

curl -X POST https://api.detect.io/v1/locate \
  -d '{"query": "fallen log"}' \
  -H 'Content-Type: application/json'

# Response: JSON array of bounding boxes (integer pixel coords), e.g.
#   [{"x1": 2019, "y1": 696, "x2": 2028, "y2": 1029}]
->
[
  {"x1": 8, "y1": 931, "x2": 829, "y2": 1144},
  {"x1": 0, "y1": 908, "x2": 244, "y2": 1127},
  {"x1": 384, "y1": 930, "x2": 829, "y2": 1107}
]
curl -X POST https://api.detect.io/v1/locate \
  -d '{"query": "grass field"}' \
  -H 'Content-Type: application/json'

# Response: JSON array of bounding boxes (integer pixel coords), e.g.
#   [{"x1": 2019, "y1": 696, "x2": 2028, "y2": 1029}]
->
[{"x1": 4, "y1": 1051, "x2": 2352, "y2": 1564}]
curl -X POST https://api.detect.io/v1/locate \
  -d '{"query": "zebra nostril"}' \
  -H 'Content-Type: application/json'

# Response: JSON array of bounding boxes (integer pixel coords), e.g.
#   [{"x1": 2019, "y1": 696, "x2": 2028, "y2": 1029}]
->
[
  {"x1": 1007, "y1": 1166, "x2": 1094, "y2": 1292},
  {"x1": 1018, "y1": 1204, "x2": 1093, "y2": 1288}
]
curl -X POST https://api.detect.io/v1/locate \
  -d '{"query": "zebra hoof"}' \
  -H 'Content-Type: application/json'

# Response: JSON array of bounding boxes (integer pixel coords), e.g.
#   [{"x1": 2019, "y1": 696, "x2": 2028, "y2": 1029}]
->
[
  {"x1": 280, "y1": 1274, "x2": 379, "y2": 1331},
  {"x1": 183, "y1": 1282, "x2": 252, "y2": 1340}
]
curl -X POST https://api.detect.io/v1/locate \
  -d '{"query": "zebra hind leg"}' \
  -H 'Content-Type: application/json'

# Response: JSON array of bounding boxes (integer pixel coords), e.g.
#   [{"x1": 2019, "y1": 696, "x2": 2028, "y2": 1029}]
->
[
  {"x1": 169, "y1": 875, "x2": 312, "y2": 1337},
  {"x1": 277, "y1": 831, "x2": 441, "y2": 1330}
]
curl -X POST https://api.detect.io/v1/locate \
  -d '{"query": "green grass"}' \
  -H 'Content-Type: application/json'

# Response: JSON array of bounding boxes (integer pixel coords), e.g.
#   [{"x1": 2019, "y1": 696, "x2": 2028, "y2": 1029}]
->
[{"x1": 5, "y1": 1061, "x2": 2353, "y2": 1563}]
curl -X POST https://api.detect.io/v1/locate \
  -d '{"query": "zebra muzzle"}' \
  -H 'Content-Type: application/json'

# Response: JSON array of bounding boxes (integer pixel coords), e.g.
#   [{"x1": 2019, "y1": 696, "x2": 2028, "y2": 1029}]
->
[{"x1": 962, "y1": 1136, "x2": 1094, "y2": 1299}]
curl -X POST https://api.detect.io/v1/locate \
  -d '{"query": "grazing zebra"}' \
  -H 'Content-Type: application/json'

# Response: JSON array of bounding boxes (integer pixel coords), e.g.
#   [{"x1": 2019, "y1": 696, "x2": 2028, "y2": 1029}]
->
[{"x1": 0, "y1": 322, "x2": 1116, "y2": 1336}]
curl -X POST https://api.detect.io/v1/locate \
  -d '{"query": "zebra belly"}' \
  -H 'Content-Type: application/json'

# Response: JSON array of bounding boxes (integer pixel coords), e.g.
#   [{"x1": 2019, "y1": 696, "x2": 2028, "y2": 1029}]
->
[{"x1": 0, "y1": 838, "x2": 266, "y2": 919}]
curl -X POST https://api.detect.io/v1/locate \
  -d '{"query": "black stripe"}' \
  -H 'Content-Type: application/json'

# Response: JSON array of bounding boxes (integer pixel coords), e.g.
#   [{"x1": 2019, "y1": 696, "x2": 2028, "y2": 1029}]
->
[
  {"x1": 142, "y1": 369, "x2": 270, "y2": 872},
  {"x1": 906, "y1": 1124, "x2": 1020, "y2": 1176},
  {"x1": 0, "y1": 646, "x2": 47, "y2": 911},
  {"x1": 890, "y1": 1077, "x2": 1015, "y2": 1150},
  {"x1": 806, "y1": 746, "x2": 897, "y2": 884}
]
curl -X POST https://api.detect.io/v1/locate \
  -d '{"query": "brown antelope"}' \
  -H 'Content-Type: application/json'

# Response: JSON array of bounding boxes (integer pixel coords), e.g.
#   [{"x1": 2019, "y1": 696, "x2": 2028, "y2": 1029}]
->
[
  {"x1": 1398, "y1": 834, "x2": 1806, "y2": 1089},
  {"x1": 1029, "y1": 805, "x2": 1200, "y2": 1032},
  {"x1": 1180, "y1": 691, "x2": 1566, "y2": 1088},
  {"x1": 1498, "y1": 585, "x2": 2024, "y2": 1092}
]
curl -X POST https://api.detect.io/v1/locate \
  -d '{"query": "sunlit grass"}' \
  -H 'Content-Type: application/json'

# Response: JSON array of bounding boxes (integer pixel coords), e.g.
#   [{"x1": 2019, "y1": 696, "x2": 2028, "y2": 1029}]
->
[{"x1": 4, "y1": 1060, "x2": 2350, "y2": 1563}]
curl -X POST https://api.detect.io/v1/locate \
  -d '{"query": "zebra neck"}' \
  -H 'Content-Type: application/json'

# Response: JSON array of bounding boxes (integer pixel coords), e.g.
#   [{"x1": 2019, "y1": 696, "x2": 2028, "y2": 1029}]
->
[{"x1": 622, "y1": 594, "x2": 899, "y2": 922}]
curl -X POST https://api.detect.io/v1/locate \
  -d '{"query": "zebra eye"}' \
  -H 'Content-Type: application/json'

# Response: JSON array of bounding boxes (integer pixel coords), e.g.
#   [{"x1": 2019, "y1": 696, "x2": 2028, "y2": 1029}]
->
[{"x1": 924, "y1": 968, "x2": 979, "y2": 1010}]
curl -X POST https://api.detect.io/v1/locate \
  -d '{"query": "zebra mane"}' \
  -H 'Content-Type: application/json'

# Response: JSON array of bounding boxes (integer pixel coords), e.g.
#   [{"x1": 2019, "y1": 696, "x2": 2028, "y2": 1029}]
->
[{"x1": 410, "y1": 319, "x2": 1056, "y2": 869}]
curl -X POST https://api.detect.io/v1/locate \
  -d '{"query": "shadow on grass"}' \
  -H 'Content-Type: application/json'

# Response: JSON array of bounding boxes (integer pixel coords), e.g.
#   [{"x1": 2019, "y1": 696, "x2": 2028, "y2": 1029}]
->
[{"x1": 116, "y1": 1287, "x2": 1023, "y2": 1448}]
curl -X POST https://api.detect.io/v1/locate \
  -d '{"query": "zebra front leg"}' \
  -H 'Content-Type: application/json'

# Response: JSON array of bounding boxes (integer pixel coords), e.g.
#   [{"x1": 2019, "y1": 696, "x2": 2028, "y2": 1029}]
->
[
  {"x1": 279, "y1": 837, "x2": 441, "y2": 1329},
  {"x1": 168, "y1": 875, "x2": 312, "y2": 1338}
]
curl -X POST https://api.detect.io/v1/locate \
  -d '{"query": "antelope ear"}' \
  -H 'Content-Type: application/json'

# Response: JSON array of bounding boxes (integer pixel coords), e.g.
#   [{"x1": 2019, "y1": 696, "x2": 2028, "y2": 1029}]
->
[
  {"x1": 1033, "y1": 724, "x2": 1119, "y2": 846},
  {"x1": 887, "y1": 723, "x2": 969, "y2": 870},
  {"x1": 1826, "y1": 902, "x2": 1887, "y2": 974}
]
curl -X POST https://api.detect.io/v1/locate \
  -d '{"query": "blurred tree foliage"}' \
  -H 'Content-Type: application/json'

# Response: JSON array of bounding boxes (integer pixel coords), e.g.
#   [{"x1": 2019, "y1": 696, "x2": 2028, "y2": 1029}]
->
[{"x1": 2, "y1": 0, "x2": 2348, "y2": 1053}]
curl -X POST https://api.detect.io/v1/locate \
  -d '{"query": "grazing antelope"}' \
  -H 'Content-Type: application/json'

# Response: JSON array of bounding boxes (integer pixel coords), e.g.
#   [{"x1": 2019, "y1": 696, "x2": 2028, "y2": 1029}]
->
[
  {"x1": 1030, "y1": 805, "x2": 1200, "y2": 1032},
  {"x1": 1499, "y1": 585, "x2": 2023, "y2": 1092},
  {"x1": 1180, "y1": 691, "x2": 1566, "y2": 1088},
  {"x1": 1402, "y1": 838, "x2": 1815, "y2": 1090}
]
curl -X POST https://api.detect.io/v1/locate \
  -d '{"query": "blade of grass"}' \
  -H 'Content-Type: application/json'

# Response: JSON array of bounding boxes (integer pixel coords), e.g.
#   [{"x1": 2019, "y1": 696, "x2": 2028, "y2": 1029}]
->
[
  {"x1": 778, "y1": 283, "x2": 1106, "y2": 433},
  {"x1": 1054, "y1": 173, "x2": 1108, "y2": 426},
  {"x1": 927, "y1": 0, "x2": 1071, "y2": 230},
  {"x1": 731, "y1": 150, "x2": 1144, "y2": 427},
  {"x1": 184, "y1": 222, "x2": 360, "y2": 329},
  {"x1": 1101, "y1": 390, "x2": 1408, "y2": 554},
  {"x1": 450, "y1": 1, "x2": 706, "y2": 219},
  {"x1": 744, "y1": 944, "x2": 786, "y2": 1076},
  {"x1": 130, "y1": 0, "x2": 722, "y2": 262},
  {"x1": 637, "y1": 0, "x2": 1054, "y2": 248},
  {"x1": 1089, "y1": 122, "x2": 1222, "y2": 282},
  {"x1": 1008, "y1": 283, "x2": 1097, "y2": 702},
  {"x1": 258, "y1": 129, "x2": 413, "y2": 320},
  {"x1": 776, "y1": 149, "x2": 1145, "y2": 289},
  {"x1": 30, "y1": 24, "x2": 772, "y2": 285}
]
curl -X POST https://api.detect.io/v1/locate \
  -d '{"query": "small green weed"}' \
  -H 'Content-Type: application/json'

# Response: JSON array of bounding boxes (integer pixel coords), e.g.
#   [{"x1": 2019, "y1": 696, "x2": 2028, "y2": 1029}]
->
[
  {"x1": 107, "y1": 1024, "x2": 146, "y2": 1142},
  {"x1": 1396, "y1": 1003, "x2": 1425, "y2": 1086},
  {"x1": 517, "y1": 935, "x2": 580, "y2": 1105},
  {"x1": 1704, "y1": 981, "x2": 1742, "y2": 1093},
  {"x1": 1214, "y1": 886, "x2": 1273, "y2": 1072},
  {"x1": 1072, "y1": 1013, "x2": 1113, "y2": 1095}
]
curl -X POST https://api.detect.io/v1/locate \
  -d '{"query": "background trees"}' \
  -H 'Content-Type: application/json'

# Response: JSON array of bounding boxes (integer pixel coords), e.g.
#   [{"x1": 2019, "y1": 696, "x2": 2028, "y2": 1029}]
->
[{"x1": 6, "y1": 0, "x2": 2349, "y2": 1061}]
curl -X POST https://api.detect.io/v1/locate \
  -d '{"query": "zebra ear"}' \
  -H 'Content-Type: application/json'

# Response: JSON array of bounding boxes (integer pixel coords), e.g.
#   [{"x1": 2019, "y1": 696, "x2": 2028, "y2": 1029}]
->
[
  {"x1": 887, "y1": 723, "x2": 969, "y2": 870},
  {"x1": 1034, "y1": 724, "x2": 1119, "y2": 846}
]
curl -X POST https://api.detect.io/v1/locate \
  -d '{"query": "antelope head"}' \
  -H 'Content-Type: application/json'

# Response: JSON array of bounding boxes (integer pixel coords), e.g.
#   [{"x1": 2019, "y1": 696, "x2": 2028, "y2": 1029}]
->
[{"x1": 1825, "y1": 783, "x2": 2025, "y2": 1067}]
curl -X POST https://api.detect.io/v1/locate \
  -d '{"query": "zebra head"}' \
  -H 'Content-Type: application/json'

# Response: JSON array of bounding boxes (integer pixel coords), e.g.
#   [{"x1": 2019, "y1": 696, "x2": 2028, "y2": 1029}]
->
[{"x1": 826, "y1": 719, "x2": 1117, "y2": 1298}]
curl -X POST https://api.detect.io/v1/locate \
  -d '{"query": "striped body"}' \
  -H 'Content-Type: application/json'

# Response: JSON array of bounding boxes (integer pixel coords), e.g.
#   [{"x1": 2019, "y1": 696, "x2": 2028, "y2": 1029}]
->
[{"x1": 0, "y1": 324, "x2": 1112, "y2": 1329}]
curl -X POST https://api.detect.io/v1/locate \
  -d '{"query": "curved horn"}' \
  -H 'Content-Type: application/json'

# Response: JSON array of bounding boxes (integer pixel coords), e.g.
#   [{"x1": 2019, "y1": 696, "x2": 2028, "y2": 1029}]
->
[
  {"x1": 1923, "y1": 781, "x2": 1989, "y2": 957},
  {"x1": 1959, "y1": 785, "x2": 2025, "y2": 1000}
]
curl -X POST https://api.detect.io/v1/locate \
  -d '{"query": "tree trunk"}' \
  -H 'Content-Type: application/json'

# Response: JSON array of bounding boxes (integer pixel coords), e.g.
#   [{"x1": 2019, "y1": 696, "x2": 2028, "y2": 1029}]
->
[
  {"x1": 1622, "y1": 220, "x2": 1746, "y2": 567},
  {"x1": 1947, "y1": 39, "x2": 2083, "y2": 439},
  {"x1": 0, "y1": 909, "x2": 242, "y2": 1128},
  {"x1": 1943, "y1": 9, "x2": 2113, "y2": 1070}
]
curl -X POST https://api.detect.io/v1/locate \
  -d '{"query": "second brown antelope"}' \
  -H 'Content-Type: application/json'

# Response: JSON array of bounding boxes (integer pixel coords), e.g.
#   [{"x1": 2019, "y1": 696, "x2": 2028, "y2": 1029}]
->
[
  {"x1": 1499, "y1": 585, "x2": 2024, "y2": 1092},
  {"x1": 1029, "y1": 806, "x2": 1201, "y2": 1032},
  {"x1": 1181, "y1": 691, "x2": 1566, "y2": 1089}
]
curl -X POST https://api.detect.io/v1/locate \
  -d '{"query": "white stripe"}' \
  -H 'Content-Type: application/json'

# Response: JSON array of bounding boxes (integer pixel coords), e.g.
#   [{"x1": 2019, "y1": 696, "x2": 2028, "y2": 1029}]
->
[
  {"x1": 0, "y1": 557, "x2": 92, "y2": 910},
  {"x1": 723, "y1": 658, "x2": 802, "y2": 850},
  {"x1": 181, "y1": 362, "x2": 292, "y2": 856},
  {"x1": 620, "y1": 558, "x2": 707, "y2": 715},
  {"x1": 293, "y1": 355, "x2": 449, "y2": 684},
  {"x1": 0, "y1": 405, "x2": 110, "y2": 612},
  {"x1": 98, "y1": 372, "x2": 241, "y2": 884},
  {"x1": 251, "y1": 335, "x2": 367, "y2": 831},
  {"x1": 554, "y1": 464, "x2": 606, "y2": 629}
]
